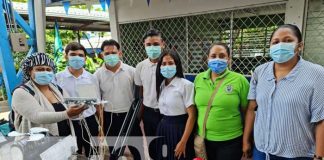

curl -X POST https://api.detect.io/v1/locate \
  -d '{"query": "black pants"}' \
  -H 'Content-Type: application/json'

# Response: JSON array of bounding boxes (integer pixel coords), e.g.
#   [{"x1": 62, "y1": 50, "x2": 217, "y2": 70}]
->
[
  {"x1": 205, "y1": 135, "x2": 243, "y2": 160},
  {"x1": 142, "y1": 106, "x2": 163, "y2": 160},
  {"x1": 72, "y1": 114, "x2": 99, "y2": 157},
  {"x1": 104, "y1": 111, "x2": 142, "y2": 160}
]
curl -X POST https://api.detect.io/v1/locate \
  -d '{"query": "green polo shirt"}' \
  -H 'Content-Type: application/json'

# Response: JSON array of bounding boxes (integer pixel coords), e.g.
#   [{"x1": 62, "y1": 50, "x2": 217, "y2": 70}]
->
[{"x1": 194, "y1": 69, "x2": 249, "y2": 141}]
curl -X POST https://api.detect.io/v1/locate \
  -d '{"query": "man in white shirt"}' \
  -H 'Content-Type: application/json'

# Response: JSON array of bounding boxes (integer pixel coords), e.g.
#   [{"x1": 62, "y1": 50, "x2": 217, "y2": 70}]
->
[
  {"x1": 134, "y1": 29, "x2": 165, "y2": 159},
  {"x1": 94, "y1": 39, "x2": 142, "y2": 160},
  {"x1": 55, "y1": 42, "x2": 100, "y2": 157}
]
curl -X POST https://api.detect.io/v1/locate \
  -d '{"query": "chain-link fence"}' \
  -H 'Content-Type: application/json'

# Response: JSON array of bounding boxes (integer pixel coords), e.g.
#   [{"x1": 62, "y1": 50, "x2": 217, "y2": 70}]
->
[
  {"x1": 120, "y1": 3, "x2": 286, "y2": 75},
  {"x1": 304, "y1": 0, "x2": 324, "y2": 66}
]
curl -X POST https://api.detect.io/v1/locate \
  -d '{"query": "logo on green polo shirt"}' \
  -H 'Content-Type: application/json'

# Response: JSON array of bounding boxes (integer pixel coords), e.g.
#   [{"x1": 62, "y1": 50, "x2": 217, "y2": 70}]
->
[{"x1": 225, "y1": 85, "x2": 233, "y2": 93}]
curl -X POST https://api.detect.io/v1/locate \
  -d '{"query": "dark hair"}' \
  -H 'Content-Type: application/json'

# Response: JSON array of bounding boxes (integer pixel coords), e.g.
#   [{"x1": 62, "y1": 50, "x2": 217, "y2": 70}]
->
[
  {"x1": 207, "y1": 42, "x2": 231, "y2": 57},
  {"x1": 101, "y1": 39, "x2": 120, "y2": 51},
  {"x1": 270, "y1": 24, "x2": 302, "y2": 43},
  {"x1": 156, "y1": 50, "x2": 184, "y2": 100},
  {"x1": 65, "y1": 42, "x2": 87, "y2": 55},
  {"x1": 142, "y1": 28, "x2": 162, "y2": 42}
]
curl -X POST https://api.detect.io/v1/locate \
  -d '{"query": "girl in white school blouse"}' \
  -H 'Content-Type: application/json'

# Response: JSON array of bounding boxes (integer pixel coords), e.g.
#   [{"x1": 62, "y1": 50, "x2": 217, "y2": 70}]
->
[{"x1": 155, "y1": 50, "x2": 196, "y2": 160}]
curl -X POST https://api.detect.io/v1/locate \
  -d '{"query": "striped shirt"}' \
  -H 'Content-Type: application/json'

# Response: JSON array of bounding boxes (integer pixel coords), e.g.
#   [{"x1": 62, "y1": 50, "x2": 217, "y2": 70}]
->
[{"x1": 248, "y1": 57, "x2": 324, "y2": 158}]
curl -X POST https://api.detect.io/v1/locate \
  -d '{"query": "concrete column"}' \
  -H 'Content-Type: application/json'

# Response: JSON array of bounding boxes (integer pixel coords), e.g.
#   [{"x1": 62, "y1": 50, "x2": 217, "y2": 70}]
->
[
  {"x1": 34, "y1": 0, "x2": 46, "y2": 53},
  {"x1": 285, "y1": 0, "x2": 306, "y2": 32},
  {"x1": 109, "y1": 0, "x2": 120, "y2": 42}
]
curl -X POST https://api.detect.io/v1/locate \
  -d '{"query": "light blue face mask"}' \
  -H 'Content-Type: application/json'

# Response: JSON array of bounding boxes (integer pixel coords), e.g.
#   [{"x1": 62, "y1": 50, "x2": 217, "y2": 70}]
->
[
  {"x1": 145, "y1": 46, "x2": 161, "y2": 59},
  {"x1": 104, "y1": 54, "x2": 120, "y2": 67},
  {"x1": 68, "y1": 56, "x2": 85, "y2": 70},
  {"x1": 160, "y1": 65, "x2": 177, "y2": 79},
  {"x1": 34, "y1": 71, "x2": 54, "y2": 85},
  {"x1": 270, "y1": 42, "x2": 296, "y2": 63},
  {"x1": 208, "y1": 58, "x2": 228, "y2": 74}
]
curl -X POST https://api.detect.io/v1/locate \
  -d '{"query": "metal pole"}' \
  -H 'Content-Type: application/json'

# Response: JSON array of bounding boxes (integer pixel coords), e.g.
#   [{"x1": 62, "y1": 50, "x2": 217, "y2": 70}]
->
[
  {"x1": 9, "y1": 0, "x2": 18, "y2": 32},
  {"x1": 0, "y1": 0, "x2": 18, "y2": 106},
  {"x1": 185, "y1": 17, "x2": 189, "y2": 73},
  {"x1": 109, "y1": 0, "x2": 120, "y2": 42},
  {"x1": 16, "y1": 0, "x2": 37, "y2": 83},
  {"x1": 263, "y1": 27, "x2": 268, "y2": 56},
  {"x1": 28, "y1": 0, "x2": 36, "y2": 47},
  {"x1": 34, "y1": 0, "x2": 46, "y2": 53},
  {"x1": 229, "y1": 11, "x2": 234, "y2": 70}
]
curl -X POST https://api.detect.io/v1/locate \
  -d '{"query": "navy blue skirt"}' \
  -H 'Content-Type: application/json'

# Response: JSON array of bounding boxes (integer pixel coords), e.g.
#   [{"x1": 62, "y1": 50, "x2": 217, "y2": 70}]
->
[{"x1": 156, "y1": 114, "x2": 195, "y2": 160}]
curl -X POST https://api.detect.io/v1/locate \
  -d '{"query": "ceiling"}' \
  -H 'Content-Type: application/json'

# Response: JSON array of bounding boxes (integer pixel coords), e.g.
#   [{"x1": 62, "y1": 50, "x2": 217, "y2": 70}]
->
[{"x1": 14, "y1": 2, "x2": 110, "y2": 31}]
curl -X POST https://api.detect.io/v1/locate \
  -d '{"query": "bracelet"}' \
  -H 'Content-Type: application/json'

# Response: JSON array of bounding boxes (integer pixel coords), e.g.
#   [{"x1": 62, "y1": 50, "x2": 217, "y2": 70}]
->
[{"x1": 314, "y1": 155, "x2": 324, "y2": 160}]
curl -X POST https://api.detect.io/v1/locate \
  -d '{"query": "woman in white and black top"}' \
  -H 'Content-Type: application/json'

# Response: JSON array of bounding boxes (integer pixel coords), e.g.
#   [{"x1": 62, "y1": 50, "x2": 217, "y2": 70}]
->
[
  {"x1": 12, "y1": 52, "x2": 85, "y2": 136},
  {"x1": 155, "y1": 50, "x2": 196, "y2": 160}
]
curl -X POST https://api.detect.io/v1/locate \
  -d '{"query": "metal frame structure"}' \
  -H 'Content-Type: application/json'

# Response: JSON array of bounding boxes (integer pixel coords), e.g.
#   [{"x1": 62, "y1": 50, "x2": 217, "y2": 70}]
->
[{"x1": 0, "y1": 0, "x2": 37, "y2": 106}]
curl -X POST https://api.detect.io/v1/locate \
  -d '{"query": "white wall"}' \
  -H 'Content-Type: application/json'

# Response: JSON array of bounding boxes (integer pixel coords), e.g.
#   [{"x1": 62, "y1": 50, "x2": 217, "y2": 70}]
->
[{"x1": 115, "y1": 0, "x2": 286, "y2": 23}]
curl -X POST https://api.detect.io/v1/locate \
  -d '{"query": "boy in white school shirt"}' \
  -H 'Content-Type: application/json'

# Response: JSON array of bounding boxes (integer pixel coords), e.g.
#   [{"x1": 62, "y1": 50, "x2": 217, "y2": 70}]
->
[
  {"x1": 55, "y1": 42, "x2": 100, "y2": 158},
  {"x1": 134, "y1": 28, "x2": 165, "y2": 159},
  {"x1": 94, "y1": 39, "x2": 142, "y2": 160}
]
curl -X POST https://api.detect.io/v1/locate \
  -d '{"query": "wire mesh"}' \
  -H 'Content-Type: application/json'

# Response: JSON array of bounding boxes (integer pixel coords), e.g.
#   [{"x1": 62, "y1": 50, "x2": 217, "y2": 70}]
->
[
  {"x1": 304, "y1": 0, "x2": 324, "y2": 66},
  {"x1": 120, "y1": 4, "x2": 286, "y2": 75}
]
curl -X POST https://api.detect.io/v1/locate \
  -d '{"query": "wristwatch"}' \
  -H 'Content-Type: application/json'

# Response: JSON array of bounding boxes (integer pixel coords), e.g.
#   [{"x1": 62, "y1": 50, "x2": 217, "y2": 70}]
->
[{"x1": 314, "y1": 155, "x2": 324, "y2": 160}]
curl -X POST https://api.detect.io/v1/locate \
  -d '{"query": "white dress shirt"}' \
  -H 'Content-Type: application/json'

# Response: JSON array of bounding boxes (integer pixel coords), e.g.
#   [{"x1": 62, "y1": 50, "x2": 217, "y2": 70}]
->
[
  {"x1": 55, "y1": 68, "x2": 100, "y2": 119},
  {"x1": 158, "y1": 77, "x2": 194, "y2": 116},
  {"x1": 134, "y1": 59, "x2": 158, "y2": 109},
  {"x1": 94, "y1": 62, "x2": 135, "y2": 113}
]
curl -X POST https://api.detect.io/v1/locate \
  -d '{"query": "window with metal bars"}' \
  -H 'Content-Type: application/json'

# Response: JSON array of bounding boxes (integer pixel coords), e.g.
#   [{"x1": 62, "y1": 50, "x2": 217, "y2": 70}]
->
[{"x1": 120, "y1": 4, "x2": 286, "y2": 76}]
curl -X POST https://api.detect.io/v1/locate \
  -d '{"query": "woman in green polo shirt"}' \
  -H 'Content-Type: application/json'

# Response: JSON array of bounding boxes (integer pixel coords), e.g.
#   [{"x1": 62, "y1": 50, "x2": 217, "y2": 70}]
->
[{"x1": 194, "y1": 43, "x2": 249, "y2": 160}]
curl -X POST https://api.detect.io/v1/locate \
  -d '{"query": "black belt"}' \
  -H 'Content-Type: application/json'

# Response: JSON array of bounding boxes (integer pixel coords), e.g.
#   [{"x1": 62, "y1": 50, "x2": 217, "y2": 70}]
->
[{"x1": 144, "y1": 106, "x2": 160, "y2": 113}]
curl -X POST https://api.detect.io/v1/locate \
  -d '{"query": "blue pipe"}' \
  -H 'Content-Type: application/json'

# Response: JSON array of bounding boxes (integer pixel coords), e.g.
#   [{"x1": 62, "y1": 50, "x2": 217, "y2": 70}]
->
[{"x1": 15, "y1": 0, "x2": 37, "y2": 84}]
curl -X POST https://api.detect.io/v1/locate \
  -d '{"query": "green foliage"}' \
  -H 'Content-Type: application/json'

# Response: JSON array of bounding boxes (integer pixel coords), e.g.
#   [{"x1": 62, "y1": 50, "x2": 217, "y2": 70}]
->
[
  {"x1": 46, "y1": 29, "x2": 78, "y2": 54},
  {"x1": 46, "y1": 29, "x2": 103, "y2": 73},
  {"x1": 10, "y1": 29, "x2": 102, "y2": 74}
]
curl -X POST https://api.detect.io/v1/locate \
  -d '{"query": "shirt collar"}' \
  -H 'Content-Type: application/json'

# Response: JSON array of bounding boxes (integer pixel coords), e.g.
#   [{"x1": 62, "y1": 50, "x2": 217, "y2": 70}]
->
[
  {"x1": 169, "y1": 77, "x2": 181, "y2": 87},
  {"x1": 203, "y1": 68, "x2": 230, "y2": 80},
  {"x1": 267, "y1": 56, "x2": 304, "y2": 81},
  {"x1": 63, "y1": 67, "x2": 88, "y2": 79},
  {"x1": 103, "y1": 61, "x2": 125, "y2": 72},
  {"x1": 146, "y1": 58, "x2": 158, "y2": 67},
  {"x1": 161, "y1": 77, "x2": 181, "y2": 88},
  {"x1": 266, "y1": 62, "x2": 276, "y2": 81}
]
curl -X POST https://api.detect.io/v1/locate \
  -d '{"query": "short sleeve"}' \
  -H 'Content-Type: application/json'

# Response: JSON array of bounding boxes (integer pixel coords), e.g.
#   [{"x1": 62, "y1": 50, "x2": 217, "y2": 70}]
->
[
  {"x1": 239, "y1": 76, "x2": 250, "y2": 109},
  {"x1": 92, "y1": 76, "x2": 101, "y2": 100},
  {"x1": 310, "y1": 72, "x2": 324, "y2": 123},
  {"x1": 193, "y1": 73, "x2": 203, "y2": 105},
  {"x1": 130, "y1": 66, "x2": 136, "y2": 81},
  {"x1": 93, "y1": 70, "x2": 100, "y2": 84},
  {"x1": 183, "y1": 81, "x2": 195, "y2": 108},
  {"x1": 134, "y1": 63, "x2": 142, "y2": 86},
  {"x1": 248, "y1": 67, "x2": 259, "y2": 100},
  {"x1": 129, "y1": 66, "x2": 136, "y2": 97},
  {"x1": 93, "y1": 70, "x2": 102, "y2": 100}
]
